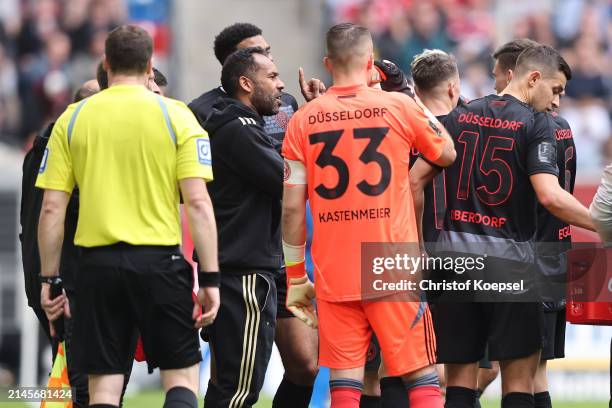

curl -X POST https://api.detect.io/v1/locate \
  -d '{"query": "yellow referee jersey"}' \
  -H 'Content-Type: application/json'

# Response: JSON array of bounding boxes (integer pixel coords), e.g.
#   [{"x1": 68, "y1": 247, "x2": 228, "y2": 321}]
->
[{"x1": 36, "y1": 84, "x2": 213, "y2": 247}]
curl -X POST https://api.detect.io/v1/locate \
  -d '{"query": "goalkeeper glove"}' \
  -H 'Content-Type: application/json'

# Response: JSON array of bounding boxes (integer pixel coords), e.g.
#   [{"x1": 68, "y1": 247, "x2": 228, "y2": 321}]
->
[
  {"x1": 286, "y1": 271, "x2": 317, "y2": 328},
  {"x1": 283, "y1": 240, "x2": 318, "y2": 328},
  {"x1": 374, "y1": 59, "x2": 414, "y2": 96}
]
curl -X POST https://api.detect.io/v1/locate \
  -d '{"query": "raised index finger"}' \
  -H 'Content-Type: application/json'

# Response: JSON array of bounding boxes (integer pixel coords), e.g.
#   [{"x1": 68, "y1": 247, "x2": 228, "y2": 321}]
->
[{"x1": 298, "y1": 67, "x2": 307, "y2": 88}]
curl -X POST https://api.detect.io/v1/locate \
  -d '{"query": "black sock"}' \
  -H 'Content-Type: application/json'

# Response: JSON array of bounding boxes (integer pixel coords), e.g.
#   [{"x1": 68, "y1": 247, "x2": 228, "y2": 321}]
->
[
  {"x1": 445, "y1": 386, "x2": 477, "y2": 408},
  {"x1": 163, "y1": 386, "x2": 197, "y2": 408},
  {"x1": 89, "y1": 405, "x2": 118, "y2": 408},
  {"x1": 534, "y1": 391, "x2": 552, "y2": 408},
  {"x1": 474, "y1": 389, "x2": 483, "y2": 408},
  {"x1": 360, "y1": 394, "x2": 381, "y2": 408},
  {"x1": 502, "y1": 392, "x2": 535, "y2": 408},
  {"x1": 272, "y1": 376, "x2": 314, "y2": 408},
  {"x1": 380, "y1": 377, "x2": 408, "y2": 408}
]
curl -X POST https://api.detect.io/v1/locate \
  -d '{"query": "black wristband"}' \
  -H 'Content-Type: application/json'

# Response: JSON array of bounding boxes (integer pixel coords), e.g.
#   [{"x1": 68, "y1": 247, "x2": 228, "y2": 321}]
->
[
  {"x1": 198, "y1": 271, "x2": 221, "y2": 288},
  {"x1": 39, "y1": 275, "x2": 61, "y2": 285}
]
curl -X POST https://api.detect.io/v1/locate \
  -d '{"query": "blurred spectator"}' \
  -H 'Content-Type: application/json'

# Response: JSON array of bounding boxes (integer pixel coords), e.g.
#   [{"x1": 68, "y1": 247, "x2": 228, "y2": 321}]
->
[
  {"x1": 459, "y1": 61, "x2": 493, "y2": 101},
  {"x1": 400, "y1": 2, "x2": 452, "y2": 71},
  {"x1": 376, "y1": 11, "x2": 411, "y2": 66},
  {"x1": 1, "y1": 0, "x2": 128, "y2": 146},
  {"x1": 561, "y1": 33, "x2": 611, "y2": 180},
  {"x1": 0, "y1": 42, "x2": 19, "y2": 144}
]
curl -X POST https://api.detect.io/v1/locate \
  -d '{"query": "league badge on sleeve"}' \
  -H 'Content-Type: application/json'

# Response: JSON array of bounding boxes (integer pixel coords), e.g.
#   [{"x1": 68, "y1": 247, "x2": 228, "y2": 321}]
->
[
  {"x1": 538, "y1": 142, "x2": 555, "y2": 164},
  {"x1": 39, "y1": 148, "x2": 49, "y2": 173},
  {"x1": 196, "y1": 138, "x2": 212, "y2": 166}
]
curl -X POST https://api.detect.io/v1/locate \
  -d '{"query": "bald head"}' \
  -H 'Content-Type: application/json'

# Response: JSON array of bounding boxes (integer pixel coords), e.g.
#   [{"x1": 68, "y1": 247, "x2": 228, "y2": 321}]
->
[
  {"x1": 74, "y1": 79, "x2": 100, "y2": 102},
  {"x1": 325, "y1": 23, "x2": 373, "y2": 70}
]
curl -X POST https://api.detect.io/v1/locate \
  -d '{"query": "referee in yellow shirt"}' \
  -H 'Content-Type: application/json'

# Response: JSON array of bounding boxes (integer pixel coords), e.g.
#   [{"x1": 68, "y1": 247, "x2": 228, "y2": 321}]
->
[{"x1": 36, "y1": 25, "x2": 219, "y2": 408}]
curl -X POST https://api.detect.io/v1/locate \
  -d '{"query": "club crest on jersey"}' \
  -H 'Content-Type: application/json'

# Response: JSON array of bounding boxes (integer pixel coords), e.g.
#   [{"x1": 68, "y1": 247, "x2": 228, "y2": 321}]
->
[
  {"x1": 39, "y1": 148, "x2": 49, "y2": 173},
  {"x1": 275, "y1": 110, "x2": 290, "y2": 130},
  {"x1": 196, "y1": 138, "x2": 212, "y2": 165}
]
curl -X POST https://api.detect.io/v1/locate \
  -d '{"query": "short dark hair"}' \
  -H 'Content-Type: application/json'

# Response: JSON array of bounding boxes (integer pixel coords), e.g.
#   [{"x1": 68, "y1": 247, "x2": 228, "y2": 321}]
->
[
  {"x1": 326, "y1": 22, "x2": 371, "y2": 63},
  {"x1": 515, "y1": 44, "x2": 572, "y2": 81},
  {"x1": 105, "y1": 25, "x2": 153, "y2": 75},
  {"x1": 221, "y1": 47, "x2": 268, "y2": 98},
  {"x1": 153, "y1": 67, "x2": 167, "y2": 87},
  {"x1": 411, "y1": 49, "x2": 458, "y2": 92},
  {"x1": 96, "y1": 60, "x2": 108, "y2": 89},
  {"x1": 214, "y1": 23, "x2": 262, "y2": 65},
  {"x1": 492, "y1": 38, "x2": 540, "y2": 71},
  {"x1": 73, "y1": 83, "x2": 98, "y2": 102}
]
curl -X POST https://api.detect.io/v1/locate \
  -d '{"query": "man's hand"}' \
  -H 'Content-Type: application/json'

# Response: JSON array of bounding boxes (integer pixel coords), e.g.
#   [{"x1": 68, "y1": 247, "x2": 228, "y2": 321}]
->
[
  {"x1": 299, "y1": 67, "x2": 326, "y2": 102},
  {"x1": 286, "y1": 275, "x2": 317, "y2": 328},
  {"x1": 194, "y1": 286, "x2": 220, "y2": 329},
  {"x1": 40, "y1": 284, "x2": 70, "y2": 337}
]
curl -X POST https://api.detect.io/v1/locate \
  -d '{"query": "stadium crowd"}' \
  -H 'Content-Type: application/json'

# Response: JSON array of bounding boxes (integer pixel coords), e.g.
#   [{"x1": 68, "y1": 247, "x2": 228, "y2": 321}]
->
[
  {"x1": 329, "y1": 0, "x2": 612, "y2": 180},
  {"x1": 0, "y1": 0, "x2": 126, "y2": 146},
  {"x1": 0, "y1": 0, "x2": 610, "y2": 181}
]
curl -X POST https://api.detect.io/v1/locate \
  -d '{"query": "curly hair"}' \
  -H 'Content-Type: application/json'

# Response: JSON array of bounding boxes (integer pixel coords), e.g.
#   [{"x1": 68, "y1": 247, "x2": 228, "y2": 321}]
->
[{"x1": 214, "y1": 23, "x2": 262, "y2": 65}]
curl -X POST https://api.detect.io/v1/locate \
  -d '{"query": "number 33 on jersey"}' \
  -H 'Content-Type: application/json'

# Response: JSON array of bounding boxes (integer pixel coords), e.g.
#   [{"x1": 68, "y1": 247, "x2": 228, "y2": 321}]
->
[{"x1": 282, "y1": 84, "x2": 447, "y2": 301}]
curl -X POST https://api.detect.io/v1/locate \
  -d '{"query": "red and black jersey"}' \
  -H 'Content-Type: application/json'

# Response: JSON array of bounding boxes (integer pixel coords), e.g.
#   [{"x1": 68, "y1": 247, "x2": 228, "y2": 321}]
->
[
  {"x1": 438, "y1": 94, "x2": 559, "y2": 256},
  {"x1": 420, "y1": 114, "x2": 449, "y2": 244},
  {"x1": 535, "y1": 113, "x2": 576, "y2": 281}
]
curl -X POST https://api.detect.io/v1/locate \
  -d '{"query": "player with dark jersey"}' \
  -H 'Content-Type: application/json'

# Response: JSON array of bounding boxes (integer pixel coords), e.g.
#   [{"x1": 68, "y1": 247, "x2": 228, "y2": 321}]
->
[
  {"x1": 364, "y1": 51, "x2": 461, "y2": 408},
  {"x1": 434, "y1": 45, "x2": 594, "y2": 408},
  {"x1": 188, "y1": 23, "x2": 321, "y2": 408},
  {"x1": 479, "y1": 39, "x2": 578, "y2": 408},
  {"x1": 532, "y1": 112, "x2": 576, "y2": 408}
]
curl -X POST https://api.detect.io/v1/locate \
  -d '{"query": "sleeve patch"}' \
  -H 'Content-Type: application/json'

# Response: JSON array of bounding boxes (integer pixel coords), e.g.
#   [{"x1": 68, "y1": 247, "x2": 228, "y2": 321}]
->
[
  {"x1": 39, "y1": 148, "x2": 49, "y2": 173},
  {"x1": 196, "y1": 138, "x2": 212, "y2": 165},
  {"x1": 537, "y1": 142, "x2": 556, "y2": 164}
]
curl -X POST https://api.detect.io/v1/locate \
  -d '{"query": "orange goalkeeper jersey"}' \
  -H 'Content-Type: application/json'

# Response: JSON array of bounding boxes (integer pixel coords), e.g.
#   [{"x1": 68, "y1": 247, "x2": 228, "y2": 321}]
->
[{"x1": 282, "y1": 84, "x2": 447, "y2": 301}]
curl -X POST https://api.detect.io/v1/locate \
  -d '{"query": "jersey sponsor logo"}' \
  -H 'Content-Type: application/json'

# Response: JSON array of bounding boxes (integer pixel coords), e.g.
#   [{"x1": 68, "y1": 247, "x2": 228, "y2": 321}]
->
[
  {"x1": 537, "y1": 142, "x2": 555, "y2": 164},
  {"x1": 450, "y1": 209, "x2": 507, "y2": 228},
  {"x1": 458, "y1": 113, "x2": 524, "y2": 131},
  {"x1": 39, "y1": 148, "x2": 49, "y2": 173},
  {"x1": 238, "y1": 117, "x2": 257, "y2": 126},
  {"x1": 196, "y1": 138, "x2": 212, "y2": 165},
  {"x1": 555, "y1": 128, "x2": 573, "y2": 140},
  {"x1": 558, "y1": 225, "x2": 571, "y2": 240},
  {"x1": 307, "y1": 107, "x2": 388, "y2": 124}
]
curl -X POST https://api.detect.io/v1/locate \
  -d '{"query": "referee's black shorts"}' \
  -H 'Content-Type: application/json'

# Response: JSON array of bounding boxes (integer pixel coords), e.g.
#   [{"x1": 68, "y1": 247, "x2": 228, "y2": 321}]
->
[{"x1": 72, "y1": 243, "x2": 202, "y2": 374}]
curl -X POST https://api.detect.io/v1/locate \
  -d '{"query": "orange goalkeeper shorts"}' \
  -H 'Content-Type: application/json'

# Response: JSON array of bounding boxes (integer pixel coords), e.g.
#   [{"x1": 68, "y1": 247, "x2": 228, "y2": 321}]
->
[{"x1": 317, "y1": 298, "x2": 436, "y2": 376}]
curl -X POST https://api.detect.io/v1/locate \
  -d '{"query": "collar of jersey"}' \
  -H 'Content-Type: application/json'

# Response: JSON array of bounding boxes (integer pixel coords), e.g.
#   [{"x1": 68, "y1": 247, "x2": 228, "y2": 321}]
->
[
  {"x1": 107, "y1": 84, "x2": 148, "y2": 91},
  {"x1": 327, "y1": 84, "x2": 367, "y2": 95},
  {"x1": 498, "y1": 93, "x2": 532, "y2": 110}
]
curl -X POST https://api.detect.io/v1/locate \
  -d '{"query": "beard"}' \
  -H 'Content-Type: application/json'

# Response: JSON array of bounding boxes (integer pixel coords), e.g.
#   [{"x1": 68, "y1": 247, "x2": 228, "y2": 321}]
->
[{"x1": 251, "y1": 84, "x2": 280, "y2": 116}]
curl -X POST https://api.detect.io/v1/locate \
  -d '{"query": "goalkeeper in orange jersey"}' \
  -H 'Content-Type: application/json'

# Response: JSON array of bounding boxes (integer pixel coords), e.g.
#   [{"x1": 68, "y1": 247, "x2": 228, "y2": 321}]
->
[{"x1": 281, "y1": 23, "x2": 456, "y2": 408}]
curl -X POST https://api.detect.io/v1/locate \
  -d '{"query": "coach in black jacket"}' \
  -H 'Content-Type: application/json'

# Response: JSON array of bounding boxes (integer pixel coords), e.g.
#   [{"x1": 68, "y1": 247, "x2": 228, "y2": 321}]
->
[{"x1": 202, "y1": 46, "x2": 284, "y2": 408}]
